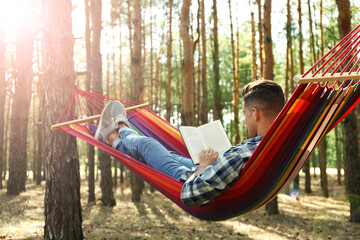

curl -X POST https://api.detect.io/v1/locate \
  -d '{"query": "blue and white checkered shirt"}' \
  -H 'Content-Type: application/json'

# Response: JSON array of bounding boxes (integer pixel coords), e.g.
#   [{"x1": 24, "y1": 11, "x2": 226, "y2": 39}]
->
[{"x1": 180, "y1": 136, "x2": 263, "y2": 207}]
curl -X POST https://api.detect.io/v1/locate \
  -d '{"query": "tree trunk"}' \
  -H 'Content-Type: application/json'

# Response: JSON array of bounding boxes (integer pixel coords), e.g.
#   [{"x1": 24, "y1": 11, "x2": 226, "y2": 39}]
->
[
  {"x1": 180, "y1": 0, "x2": 195, "y2": 126},
  {"x1": 32, "y1": 85, "x2": 38, "y2": 182},
  {"x1": 336, "y1": 0, "x2": 360, "y2": 223},
  {"x1": 307, "y1": 0, "x2": 316, "y2": 65},
  {"x1": 318, "y1": 0, "x2": 329, "y2": 198},
  {"x1": 298, "y1": 0, "x2": 304, "y2": 75},
  {"x1": 257, "y1": 0, "x2": 264, "y2": 79},
  {"x1": 119, "y1": 3, "x2": 124, "y2": 99},
  {"x1": 335, "y1": 125, "x2": 342, "y2": 185},
  {"x1": 130, "y1": 0, "x2": 145, "y2": 203},
  {"x1": 90, "y1": 0, "x2": 115, "y2": 206},
  {"x1": 0, "y1": 11, "x2": 5, "y2": 189},
  {"x1": 43, "y1": 0, "x2": 83, "y2": 238},
  {"x1": 200, "y1": 0, "x2": 208, "y2": 125},
  {"x1": 228, "y1": 0, "x2": 240, "y2": 143},
  {"x1": 149, "y1": 0, "x2": 154, "y2": 110},
  {"x1": 212, "y1": 0, "x2": 223, "y2": 122},
  {"x1": 319, "y1": 138, "x2": 329, "y2": 197},
  {"x1": 85, "y1": 0, "x2": 95, "y2": 204},
  {"x1": 265, "y1": 197, "x2": 279, "y2": 215},
  {"x1": 251, "y1": 11, "x2": 257, "y2": 81},
  {"x1": 263, "y1": 0, "x2": 279, "y2": 215},
  {"x1": 7, "y1": 5, "x2": 35, "y2": 195},
  {"x1": 3, "y1": 85, "x2": 12, "y2": 181},
  {"x1": 196, "y1": 5, "x2": 200, "y2": 126},
  {"x1": 166, "y1": 0, "x2": 173, "y2": 122},
  {"x1": 298, "y1": 0, "x2": 311, "y2": 193},
  {"x1": 263, "y1": 0, "x2": 274, "y2": 80},
  {"x1": 36, "y1": 90, "x2": 43, "y2": 186}
]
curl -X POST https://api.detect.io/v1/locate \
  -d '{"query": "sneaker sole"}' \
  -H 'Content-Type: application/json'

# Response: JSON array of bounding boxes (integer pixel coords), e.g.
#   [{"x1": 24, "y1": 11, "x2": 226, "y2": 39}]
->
[{"x1": 95, "y1": 102, "x2": 113, "y2": 140}]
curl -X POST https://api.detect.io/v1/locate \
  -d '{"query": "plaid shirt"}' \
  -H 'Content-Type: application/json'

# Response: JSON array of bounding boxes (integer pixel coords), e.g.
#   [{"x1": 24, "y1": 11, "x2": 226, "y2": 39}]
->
[{"x1": 180, "y1": 136, "x2": 263, "y2": 207}]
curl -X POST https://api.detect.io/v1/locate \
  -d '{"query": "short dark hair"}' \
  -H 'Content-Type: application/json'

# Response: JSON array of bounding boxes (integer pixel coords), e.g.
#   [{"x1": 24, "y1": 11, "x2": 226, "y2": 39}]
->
[{"x1": 242, "y1": 80, "x2": 285, "y2": 116}]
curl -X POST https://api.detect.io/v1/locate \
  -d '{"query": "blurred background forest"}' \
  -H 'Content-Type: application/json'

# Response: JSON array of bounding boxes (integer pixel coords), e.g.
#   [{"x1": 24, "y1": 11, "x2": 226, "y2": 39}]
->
[{"x1": 0, "y1": 0, "x2": 360, "y2": 239}]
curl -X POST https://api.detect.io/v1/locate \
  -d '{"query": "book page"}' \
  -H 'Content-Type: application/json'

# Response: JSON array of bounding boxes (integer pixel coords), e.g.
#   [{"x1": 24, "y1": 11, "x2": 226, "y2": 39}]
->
[
  {"x1": 198, "y1": 120, "x2": 232, "y2": 157},
  {"x1": 179, "y1": 127, "x2": 206, "y2": 164}
]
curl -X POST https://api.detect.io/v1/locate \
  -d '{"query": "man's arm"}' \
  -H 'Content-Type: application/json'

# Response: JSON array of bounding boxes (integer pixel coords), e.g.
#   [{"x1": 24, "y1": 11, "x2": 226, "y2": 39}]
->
[
  {"x1": 180, "y1": 150, "x2": 245, "y2": 207},
  {"x1": 192, "y1": 148, "x2": 219, "y2": 176}
]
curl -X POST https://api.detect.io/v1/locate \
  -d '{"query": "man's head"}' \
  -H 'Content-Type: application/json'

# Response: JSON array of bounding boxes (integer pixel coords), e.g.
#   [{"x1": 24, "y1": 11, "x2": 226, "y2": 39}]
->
[{"x1": 241, "y1": 80, "x2": 285, "y2": 138}]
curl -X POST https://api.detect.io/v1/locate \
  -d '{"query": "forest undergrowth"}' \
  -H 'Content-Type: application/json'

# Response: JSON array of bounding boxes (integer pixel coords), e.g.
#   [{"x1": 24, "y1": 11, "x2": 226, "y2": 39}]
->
[{"x1": 0, "y1": 171, "x2": 359, "y2": 240}]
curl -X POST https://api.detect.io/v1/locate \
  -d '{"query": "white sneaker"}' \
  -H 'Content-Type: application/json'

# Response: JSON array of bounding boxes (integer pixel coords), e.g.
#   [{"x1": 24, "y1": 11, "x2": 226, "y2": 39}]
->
[{"x1": 95, "y1": 101, "x2": 128, "y2": 143}]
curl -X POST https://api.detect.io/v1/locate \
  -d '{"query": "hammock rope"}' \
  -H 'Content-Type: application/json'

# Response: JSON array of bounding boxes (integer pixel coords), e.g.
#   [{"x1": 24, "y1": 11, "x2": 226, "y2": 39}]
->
[{"x1": 53, "y1": 24, "x2": 360, "y2": 221}]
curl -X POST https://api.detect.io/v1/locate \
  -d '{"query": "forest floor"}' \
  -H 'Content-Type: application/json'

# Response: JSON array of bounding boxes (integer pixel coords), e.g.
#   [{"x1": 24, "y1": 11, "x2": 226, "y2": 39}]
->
[{"x1": 0, "y1": 170, "x2": 359, "y2": 240}]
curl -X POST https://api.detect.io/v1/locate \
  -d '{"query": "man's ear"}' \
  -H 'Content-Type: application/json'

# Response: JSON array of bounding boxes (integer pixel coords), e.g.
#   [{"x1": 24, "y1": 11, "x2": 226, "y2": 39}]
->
[{"x1": 251, "y1": 107, "x2": 260, "y2": 121}]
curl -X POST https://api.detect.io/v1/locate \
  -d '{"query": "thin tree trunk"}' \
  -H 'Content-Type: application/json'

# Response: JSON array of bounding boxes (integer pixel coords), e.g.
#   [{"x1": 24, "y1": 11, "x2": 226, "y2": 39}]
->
[
  {"x1": 263, "y1": 0, "x2": 279, "y2": 215},
  {"x1": 180, "y1": 0, "x2": 195, "y2": 126},
  {"x1": 251, "y1": 11, "x2": 257, "y2": 81},
  {"x1": 85, "y1": 0, "x2": 95, "y2": 204},
  {"x1": 228, "y1": 0, "x2": 240, "y2": 143},
  {"x1": 7, "y1": 8, "x2": 35, "y2": 195},
  {"x1": 298, "y1": 0, "x2": 311, "y2": 193},
  {"x1": 196, "y1": 6, "x2": 201, "y2": 126},
  {"x1": 130, "y1": 0, "x2": 145, "y2": 203},
  {"x1": 166, "y1": 0, "x2": 173, "y2": 122},
  {"x1": 3, "y1": 85, "x2": 12, "y2": 181},
  {"x1": 0, "y1": 11, "x2": 5, "y2": 189},
  {"x1": 200, "y1": 0, "x2": 208, "y2": 124},
  {"x1": 36, "y1": 88, "x2": 43, "y2": 186},
  {"x1": 43, "y1": 0, "x2": 83, "y2": 238},
  {"x1": 308, "y1": 0, "x2": 316, "y2": 65},
  {"x1": 318, "y1": 0, "x2": 328, "y2": 198},
  {"x1": 336, "y1": 0, "x2": 360, "y2": 223},
  {"x1": 263, "y1": 0, "x2": 274, "y2": 80},
  {"x1": 319, "y1": 138, "x2": 329, "y2": 197},
  {"x1": 335, "y1": 125, "x2": 342, "y2": 185},
  {"x1": 285, "y1": 0, "x2": 291, "y2": 99},
  {"x1": 298, "y1": 0, "x2": 304, "y2": 75},
  {"x1": 91, "y1": 0, "x2": 115, "y2": 206},
  {"x1": 257, "y1": 0, "x2": 264, "y2": 79},
  {"x1": 32, "y1": 85, "x2": 38, "y2": 181},
  {"x1": 212, "y1": 0, "x2": 222, "y2": 122},
  {"x1": 149, "y1": 0, "x2": 154, "y2": 110}
]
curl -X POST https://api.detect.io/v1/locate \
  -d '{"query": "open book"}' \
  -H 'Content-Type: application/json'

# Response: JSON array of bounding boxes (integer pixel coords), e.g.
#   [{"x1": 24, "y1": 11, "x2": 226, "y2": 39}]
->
[{"x1": 179, "y1": 120, "x2": 232, "y2": 164}]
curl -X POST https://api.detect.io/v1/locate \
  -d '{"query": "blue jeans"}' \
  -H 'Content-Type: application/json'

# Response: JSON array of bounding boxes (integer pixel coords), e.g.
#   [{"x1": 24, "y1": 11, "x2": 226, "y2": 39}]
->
[{"x1": 113, "y1": 128, "x2": 196, "y2": 180}]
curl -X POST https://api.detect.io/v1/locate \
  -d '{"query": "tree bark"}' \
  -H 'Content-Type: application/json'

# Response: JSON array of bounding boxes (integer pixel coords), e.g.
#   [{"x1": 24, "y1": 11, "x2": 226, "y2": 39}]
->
[
  {"x1": 200, "y1": 0, "x2": 208, "y2": 125},
  {"x1": 212, "y1": 0, "x2": 223, "y2": 122},
  {"x1": 307, "y1": 0, "x2": 316, "y2": 65},
  {"x1": 90, "y1": 0, "x2": 116, "y2": 206},
  {"x1": 228, "y1": 0, "x2": 240, "y2": 143},
  {"x1": 166, "y1": 0, "x2": 173, "y2": 122},
  {"x1": 263, "y1": 0, "x2": 279, "y2": 215},
  {"x1": 85, "y1": 0, "x2": 96, "y2": 204},
  {"x1": 0, "y1": 9, "x2": 5, "y2": 189},
  {"x1": 36, "y1": 88, "x2": 43, "y2": 186},
  {"x1": 335, "y1": 125, "x2": 342, "y2": 185},
  {"x1": 130, "y1": 0, "x2": 145, "y2": 203},
  {"x1": 336, "y1": 0, "x2": 360, "y2": 223},
  {"x1": 263, "y1": 0, "x2": 274, "y2": 80},
  {"x1": 251, "y1": 11, "x2": 257, "y2": 81},
  {"x1": 318, "y1": 0, "x2": 329, "y2": 198},
  {"x1": 298, "y1": 0, "x2": 311, "y2": 193},
  {"x1": 319, "y1": 138, "x2": 329, "y2": 197},
  {"x1": 7, "y1": 3, "x2": 35, "y2": 195},
  {"x1": 257, "y1": 0, "x2": 264, "y2": 79},
  {"x1": 43, "y1": 0, "x2": 83, "y2": 238},
  {"x1": 180, "y1": 0, "x2": 195, "y2": 126}
]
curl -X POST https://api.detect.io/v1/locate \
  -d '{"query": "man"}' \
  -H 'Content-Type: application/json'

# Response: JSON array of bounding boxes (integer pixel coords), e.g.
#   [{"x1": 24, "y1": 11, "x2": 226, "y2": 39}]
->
[{"x1": 95, "y1": 80, "x2": 285, "y2": 207}]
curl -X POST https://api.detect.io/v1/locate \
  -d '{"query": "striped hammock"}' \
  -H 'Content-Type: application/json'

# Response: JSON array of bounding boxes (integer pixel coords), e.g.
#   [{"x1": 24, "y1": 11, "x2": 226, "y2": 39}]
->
[{"x1": 53, "y1": 24, "x2": 360, "y2": 221}]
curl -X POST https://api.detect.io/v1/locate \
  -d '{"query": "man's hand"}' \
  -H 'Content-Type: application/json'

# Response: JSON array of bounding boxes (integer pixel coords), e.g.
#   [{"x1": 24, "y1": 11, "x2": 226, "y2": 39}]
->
[{"x1": 193, "y1": 148, "x2": 219, "y2": 176}]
